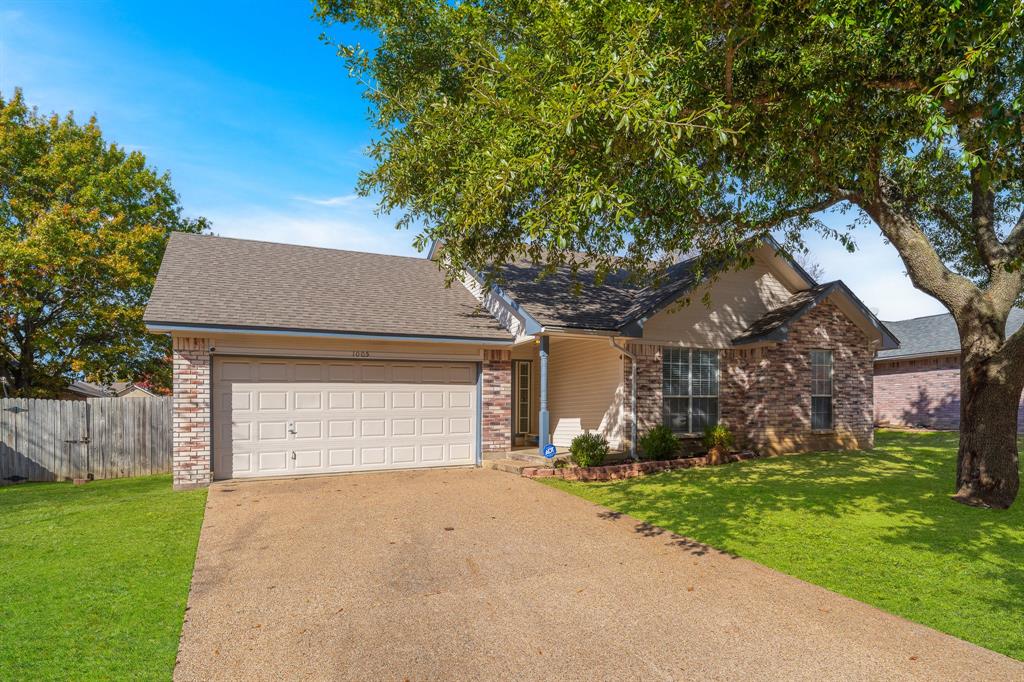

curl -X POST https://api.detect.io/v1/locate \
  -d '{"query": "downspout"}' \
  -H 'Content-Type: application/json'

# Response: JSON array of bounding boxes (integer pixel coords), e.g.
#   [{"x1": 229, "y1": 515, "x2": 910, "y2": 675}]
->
[{"x1": 610, "y1": 338, "x2": 638, "y2": 460}]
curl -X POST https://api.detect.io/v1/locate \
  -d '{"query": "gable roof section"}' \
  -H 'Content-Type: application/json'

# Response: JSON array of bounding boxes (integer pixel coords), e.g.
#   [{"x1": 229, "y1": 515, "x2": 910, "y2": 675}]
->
[
  {"x1": 145, "y1": 233, "x2": 512, "y2": 342},
  {"x1": 876, "y1": 309, "x2": 1024, "y2": 360},
  {"x1": 493, "y1": 240, "x2": 815, "y2": 334},
  {"x1": 733, "y1": 281, "x2": 899, "y2": 349},
  {"x1": 494, "y1": 257, "x2": 700, "y2": 332}
]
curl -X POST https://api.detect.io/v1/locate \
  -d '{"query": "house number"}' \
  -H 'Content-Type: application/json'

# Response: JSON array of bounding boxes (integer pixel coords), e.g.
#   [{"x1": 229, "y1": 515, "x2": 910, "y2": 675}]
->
[{"x1": 351, "y1": 350, "x2": 371, "y2": 358}]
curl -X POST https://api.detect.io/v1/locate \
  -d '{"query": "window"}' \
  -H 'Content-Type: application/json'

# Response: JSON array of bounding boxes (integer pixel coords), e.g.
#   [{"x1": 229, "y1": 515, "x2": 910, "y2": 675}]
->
[
  {"x1": 662, "y1": 348, "x2": 719, "y2": 433},
  {"x1": 514, "y1": 361, "x2": 531, "y2": 434},
  {"x1": 811, "y1": 350, "x2": 833, "y2": 430}
]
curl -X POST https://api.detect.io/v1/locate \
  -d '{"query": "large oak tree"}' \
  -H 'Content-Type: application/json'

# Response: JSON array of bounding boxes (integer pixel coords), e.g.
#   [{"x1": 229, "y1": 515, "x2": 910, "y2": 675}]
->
[
  {"x1": 317, "y1": 0, "x2": 1024, "y2": 507},
  {"x1": 0, "y1": 90, "x2": 207, "y2": 397}
]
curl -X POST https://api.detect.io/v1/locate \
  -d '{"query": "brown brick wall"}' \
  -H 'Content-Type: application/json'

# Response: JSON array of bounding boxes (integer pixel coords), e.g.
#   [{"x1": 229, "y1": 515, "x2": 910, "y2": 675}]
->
[
  {"x1": 628, "y1": 301, "x2": 874, "y2": 456},
  {"x1": 482, "y1": 349, "x2": 512, "y2": 454},
  {"x1": 172, "y1": 336, "x2": 212, "y2": 490},
  {"x1": 872, "y1": 354, "x2": 1024, "y2": 430},
  {"x1": 622, "y1": 343, "x2": 664, "y2": 451},
  {"x1": 720, "y1": 302, "x2": 874, "y2": 454}
]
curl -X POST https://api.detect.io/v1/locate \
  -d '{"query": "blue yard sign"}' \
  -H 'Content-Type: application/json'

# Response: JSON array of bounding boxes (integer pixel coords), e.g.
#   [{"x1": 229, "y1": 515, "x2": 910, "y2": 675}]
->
[{"x1": 542, "y1": 443, "x2": 557, "y2": 459}]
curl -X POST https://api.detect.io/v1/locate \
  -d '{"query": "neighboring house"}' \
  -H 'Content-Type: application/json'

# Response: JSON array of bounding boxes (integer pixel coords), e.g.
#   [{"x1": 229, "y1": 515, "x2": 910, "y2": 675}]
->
[
  {"x1": 60, "y1": 381, "x2": 110, "y2": 400},
  {"x1": 110, "y1": 381, "x2": 159, "y2": 398},
  {"x1": 874, "y1": 310, "x2": 1024, "y2": 429},
  {"x1": 144, "y1": 233, "x2": 898, "y2": 490}
]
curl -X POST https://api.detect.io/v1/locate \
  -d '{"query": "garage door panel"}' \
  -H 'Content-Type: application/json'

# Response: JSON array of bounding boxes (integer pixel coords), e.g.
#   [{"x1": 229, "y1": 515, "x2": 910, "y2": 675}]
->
[
  {"x1": 257, "y1": 421, "x2": 288, "y2": 441},
  {"x1": 294, "y1": 391, "x2": 322, "y2": 410},
  {"x1": 328, "y1": 420, "x2": 354, "y2": 438},
  {"x1": 359, "y1": 447, "x2": 386, "y2": 465},
  {"x1": 328, "y1": 448, "x2": 354, "y2": 467},
  {"x1": 392, "y1": 391, "x2": 416, "y2": 409},
  {"x1": 258, "y1": 451, "x2": 289, "y2": 471},
  {"x1": 258, "y1": 391, "x2": 288, "y2": 410},
  {"x1": 293, "y1": 449, "x2": 323, "y2": 469},
  {"x1": 214, "y1": 358, "x2": 478, "y2": 480}
]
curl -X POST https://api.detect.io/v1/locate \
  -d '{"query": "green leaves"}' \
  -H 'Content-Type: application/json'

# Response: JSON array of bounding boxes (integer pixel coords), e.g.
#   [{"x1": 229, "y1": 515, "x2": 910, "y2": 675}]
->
[
  {"x1": 315, "y1": 0, "x2": 1024, "y2": 292},
  {"x1": 0, "y1": 89, "x2": 207, "y2": 396}
]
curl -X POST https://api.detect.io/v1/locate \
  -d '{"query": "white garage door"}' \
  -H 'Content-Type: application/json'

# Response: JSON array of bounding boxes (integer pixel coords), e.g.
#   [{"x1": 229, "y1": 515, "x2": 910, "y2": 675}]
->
[{"x1": 212, "y1": 357, "x2": 478, "y2": 480}]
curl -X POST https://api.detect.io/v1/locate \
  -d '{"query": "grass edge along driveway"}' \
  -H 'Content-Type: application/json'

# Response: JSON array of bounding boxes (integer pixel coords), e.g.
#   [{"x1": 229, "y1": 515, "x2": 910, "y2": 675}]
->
[
  {"x1": 542, "y1": 430, "x2": 1024, "y2": 661},
  {"x1": 0, "y1": 475, "x2": 207, "y2": 680}
]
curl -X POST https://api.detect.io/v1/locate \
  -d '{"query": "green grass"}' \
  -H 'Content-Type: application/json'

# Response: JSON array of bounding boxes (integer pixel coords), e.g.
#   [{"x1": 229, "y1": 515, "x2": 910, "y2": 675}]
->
[
  {"x1": 0, "y1": 475, "x2": 207, "y2": 680},
  {"x1": 543, "y1": 430, "x2": 1024, "y2": 660}
]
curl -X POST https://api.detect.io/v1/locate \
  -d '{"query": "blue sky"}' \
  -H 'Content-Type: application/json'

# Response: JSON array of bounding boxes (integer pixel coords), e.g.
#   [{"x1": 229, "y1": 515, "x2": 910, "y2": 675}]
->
[{"x1": 0, "y1": 0, "x2": 946, "y2": 320}]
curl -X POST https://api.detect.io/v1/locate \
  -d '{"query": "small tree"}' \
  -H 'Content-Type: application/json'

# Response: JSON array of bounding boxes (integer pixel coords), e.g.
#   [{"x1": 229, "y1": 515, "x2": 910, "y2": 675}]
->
[
  {"x1": 319, "y1": 1, "x2": 1024, "y2": 508},
  {"x1": 0, "y1": 89, "x2": 207, "y2": 396}
]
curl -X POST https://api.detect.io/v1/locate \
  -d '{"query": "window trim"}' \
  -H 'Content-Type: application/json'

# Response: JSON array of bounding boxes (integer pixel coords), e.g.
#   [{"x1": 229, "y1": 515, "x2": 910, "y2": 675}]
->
[
  {"x1": 662, "y1": 348, "x2": 720, "y2": 435},
  {"x1": 810, "y1": 349, "x2": 834, "y2": 431}
]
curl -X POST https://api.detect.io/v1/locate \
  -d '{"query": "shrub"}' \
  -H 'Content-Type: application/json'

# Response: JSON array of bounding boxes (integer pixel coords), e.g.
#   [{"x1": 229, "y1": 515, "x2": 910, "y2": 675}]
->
[
  {"x1": 638, "y1": 424, "x2": 681, "y2": 461},
  {"x1": 569, "y1": 432, "x2": 609, "y2": 468},
  {"x1": 703, "y1": 424, "x2": 734, "y2": 451}
]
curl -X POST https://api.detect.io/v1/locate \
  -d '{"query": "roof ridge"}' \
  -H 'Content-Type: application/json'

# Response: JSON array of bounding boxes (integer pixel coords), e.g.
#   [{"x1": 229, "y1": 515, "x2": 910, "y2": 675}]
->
[{"x1": 172, "y1": 231, "x2": 430, "y2": 263}]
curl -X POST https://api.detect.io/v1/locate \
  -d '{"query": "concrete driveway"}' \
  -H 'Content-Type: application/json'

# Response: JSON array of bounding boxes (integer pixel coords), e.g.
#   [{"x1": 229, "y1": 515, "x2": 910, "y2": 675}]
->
[{"x1": 175, "y1": 468, "x2": 1022, "y2": 681}]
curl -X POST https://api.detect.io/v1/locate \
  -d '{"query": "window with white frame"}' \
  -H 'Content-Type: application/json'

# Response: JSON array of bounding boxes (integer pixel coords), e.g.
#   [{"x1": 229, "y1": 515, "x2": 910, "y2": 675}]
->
[
  {"x1": 811, "y1": 350, "x2": 833, "y2": 429},
  {"x1": 662, "y1": 348, "x2": 719, "y2": 433}
]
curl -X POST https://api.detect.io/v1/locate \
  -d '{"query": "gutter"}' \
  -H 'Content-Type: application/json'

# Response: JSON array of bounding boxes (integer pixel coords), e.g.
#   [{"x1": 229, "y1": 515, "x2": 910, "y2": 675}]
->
[
  {"x1": 609, "y1": 338, "x2": 639, "y2": 461},
  {"x1": 144, "y1": 322, "x2": 514, "y2": 346}
]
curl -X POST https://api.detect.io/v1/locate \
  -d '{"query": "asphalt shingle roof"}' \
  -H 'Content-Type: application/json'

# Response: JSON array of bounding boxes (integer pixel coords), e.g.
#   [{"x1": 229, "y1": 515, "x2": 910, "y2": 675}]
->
[
  {"x1": 876, "y1": 309, "x2": 1024, "y2": 359},
  {"x1": 144, "y1": 233, "x2": 512, "y2": 341},
  {"x1": 496, "y1": 258, "x2": 700, "y2": 331}
]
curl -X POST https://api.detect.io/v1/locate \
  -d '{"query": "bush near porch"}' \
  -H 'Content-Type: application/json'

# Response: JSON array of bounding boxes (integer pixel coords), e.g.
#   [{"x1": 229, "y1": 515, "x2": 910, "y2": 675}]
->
[
  {"x1": 541, "y1": 430, "x2": 1024, "y2": 661},
  {"x1": 0, "y1": 475, "x2": 206, "y2": 679}
]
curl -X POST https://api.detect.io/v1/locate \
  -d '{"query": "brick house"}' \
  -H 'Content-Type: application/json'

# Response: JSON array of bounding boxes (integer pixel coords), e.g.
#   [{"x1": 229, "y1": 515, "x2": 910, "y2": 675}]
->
[
  {"x1": 874, "y1": 310, "x2": 1024, "y2": 429},
  {"x1": 145, "y1": 233, "x2": 897, "y2": 489}
]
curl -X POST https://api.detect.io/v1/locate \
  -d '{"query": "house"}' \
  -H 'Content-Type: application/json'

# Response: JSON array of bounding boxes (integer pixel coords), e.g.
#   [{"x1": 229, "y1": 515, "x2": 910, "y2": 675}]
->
[
  {"x1": 144, "y1": 233, "x2": 898, "y2": 490},
  {"x1": 60, "y1": 381, "x2": 110, "y2": 400},
  {"x1": 874, "y1": 310, "x2": 1024, "y2": 429},
  {"x1": 109, "y1": 381, "x2": 159, "y2": 399}
]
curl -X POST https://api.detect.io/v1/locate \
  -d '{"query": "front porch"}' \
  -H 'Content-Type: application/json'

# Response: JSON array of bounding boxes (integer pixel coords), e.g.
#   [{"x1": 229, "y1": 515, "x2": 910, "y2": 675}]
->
[{"x1": 497, "y1": 334, "x2": 631, "y2": 460}]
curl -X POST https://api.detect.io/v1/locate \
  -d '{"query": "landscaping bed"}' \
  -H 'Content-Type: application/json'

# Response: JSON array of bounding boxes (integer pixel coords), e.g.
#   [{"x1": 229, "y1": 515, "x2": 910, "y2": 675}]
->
[{"x1": 523, "y1": 450, "x2": 759, "y2": 481}]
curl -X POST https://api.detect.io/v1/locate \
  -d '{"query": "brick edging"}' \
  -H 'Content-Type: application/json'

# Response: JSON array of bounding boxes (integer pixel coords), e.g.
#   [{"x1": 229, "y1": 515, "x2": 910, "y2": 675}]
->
[{"x1": 522, "y1": 452, "x2": 760, "y2": 481}]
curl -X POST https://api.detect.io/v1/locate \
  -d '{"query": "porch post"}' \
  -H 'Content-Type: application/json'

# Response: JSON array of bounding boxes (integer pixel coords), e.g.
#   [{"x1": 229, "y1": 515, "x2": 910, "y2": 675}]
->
[{"x1": 538, "y1": 335, "x2": 550, "y2": 456}]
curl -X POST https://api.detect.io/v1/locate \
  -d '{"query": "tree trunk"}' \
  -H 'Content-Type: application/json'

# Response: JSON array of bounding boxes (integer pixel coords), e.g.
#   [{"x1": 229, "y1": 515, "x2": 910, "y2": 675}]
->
[{"x1": 954, "y1": 350, "x2": 1022, "y2": 509}]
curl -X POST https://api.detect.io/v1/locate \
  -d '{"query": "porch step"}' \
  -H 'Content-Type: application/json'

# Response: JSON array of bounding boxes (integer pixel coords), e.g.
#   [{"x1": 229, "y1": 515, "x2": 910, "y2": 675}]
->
[{"x1": 482, "y1": 459, "x2": 540, "y2": 475}]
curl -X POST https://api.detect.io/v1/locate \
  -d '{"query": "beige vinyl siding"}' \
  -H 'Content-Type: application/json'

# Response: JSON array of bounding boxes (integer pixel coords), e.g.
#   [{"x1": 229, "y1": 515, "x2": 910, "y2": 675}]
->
[
  {"x1": 548, "y1": 337, "x2": 624, "y2": 449},
  {"x1": 643, "y1": 257, "x2": 793, "y2": 347}
]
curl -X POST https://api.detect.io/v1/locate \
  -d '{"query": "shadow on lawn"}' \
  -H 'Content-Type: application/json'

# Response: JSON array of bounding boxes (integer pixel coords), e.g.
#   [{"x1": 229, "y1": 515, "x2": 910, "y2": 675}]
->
[{"x1": 587, "y1": 430, "x2": 1024, "y2": 616}]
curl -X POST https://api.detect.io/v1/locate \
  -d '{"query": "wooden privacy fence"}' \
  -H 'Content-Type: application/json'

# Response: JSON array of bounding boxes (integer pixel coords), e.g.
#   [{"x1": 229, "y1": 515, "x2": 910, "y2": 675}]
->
[{"x1": 0, "y1": 397, "x2": 172, "y2": 485}]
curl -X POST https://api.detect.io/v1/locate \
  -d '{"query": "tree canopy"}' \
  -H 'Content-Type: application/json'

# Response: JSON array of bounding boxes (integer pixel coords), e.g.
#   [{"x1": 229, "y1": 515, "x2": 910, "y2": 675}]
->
[
  {"x1": 317, "y1": 0, "x2": 1022, "y2": 278},
  {"x1": 0, "y1": 89, "x2": 207, "y2": 396},
  {"x1": 318, "y1": 0, "x2": 1024, "y2": 507}
]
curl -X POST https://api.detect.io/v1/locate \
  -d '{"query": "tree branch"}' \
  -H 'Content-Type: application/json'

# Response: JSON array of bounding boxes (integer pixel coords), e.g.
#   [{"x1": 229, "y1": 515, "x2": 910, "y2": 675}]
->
[
  {"x1": 1003, "y1": 209, "x2": 1024, "y2": 257},
  {"x1": 861, "y1": 176, "x2": 979, "y2": 313},
  {"x1": 970, "y1": 166, "x2": 1003, "y2": 268}
]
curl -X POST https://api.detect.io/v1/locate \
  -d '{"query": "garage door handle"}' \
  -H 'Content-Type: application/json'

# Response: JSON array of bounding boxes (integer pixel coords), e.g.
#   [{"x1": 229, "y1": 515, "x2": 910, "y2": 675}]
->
[{"x1": 288, "y1": 422, "x2": 296, "y2": 434}]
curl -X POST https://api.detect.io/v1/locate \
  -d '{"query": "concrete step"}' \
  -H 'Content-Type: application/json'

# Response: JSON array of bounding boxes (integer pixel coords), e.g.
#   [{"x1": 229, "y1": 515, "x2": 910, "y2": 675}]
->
[{"x1": 481, "y1": 459, "x2": 538, "y2": 475}]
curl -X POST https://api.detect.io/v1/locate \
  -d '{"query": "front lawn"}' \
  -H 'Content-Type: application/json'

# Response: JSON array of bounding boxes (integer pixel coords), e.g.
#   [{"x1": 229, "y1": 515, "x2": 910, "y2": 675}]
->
[
  {"x1": 543, "y1": 430, "x2": 1024, "y2": 660},
  {"x1": 0, "y1": 475, "x2": 207, "y2": 680}
]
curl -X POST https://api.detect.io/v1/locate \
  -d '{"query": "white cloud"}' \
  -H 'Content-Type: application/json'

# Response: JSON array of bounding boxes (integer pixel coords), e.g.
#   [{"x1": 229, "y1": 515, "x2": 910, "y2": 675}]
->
[
  {"x1": 294, "y1": 193, "x2": 361, "y2": 207},
  {"x1": 199, "y1": 202, "x2": 422, "y2": 257}
]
